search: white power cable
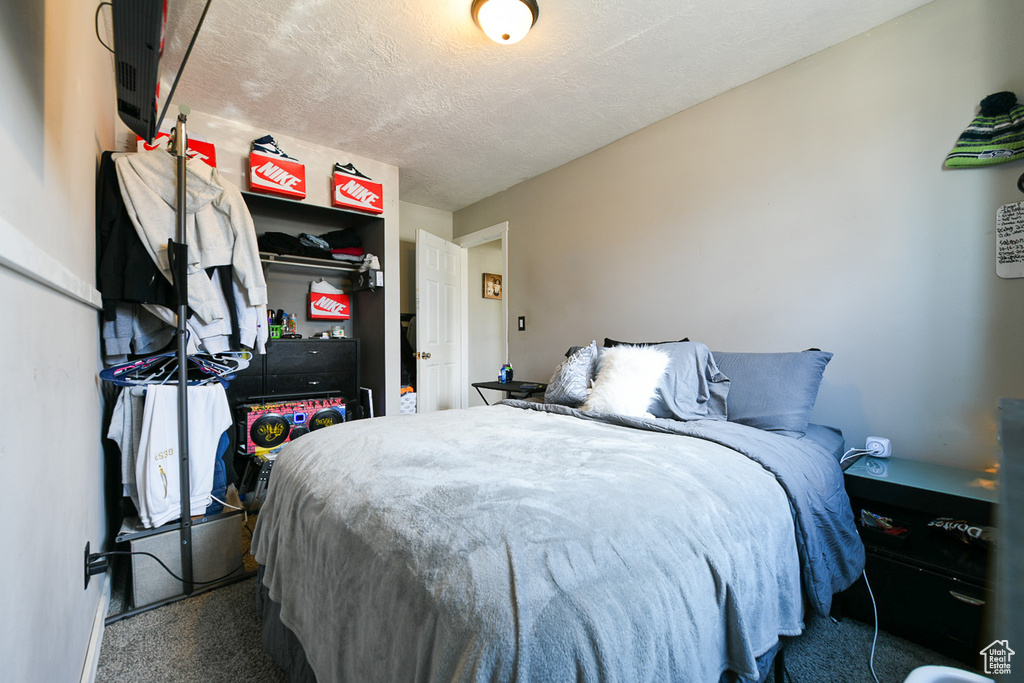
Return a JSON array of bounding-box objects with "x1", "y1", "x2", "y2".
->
[
  {"x1": 863, "y1": 569, "x2": 882, "y2": 683},
  {"x1": 211, "y1": 494, "x2": 244, "y2": 511},
  {"x1": 840, "y1": 448, "x2": 872, "y2": 464}
]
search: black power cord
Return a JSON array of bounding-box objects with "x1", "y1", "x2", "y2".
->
[
  {"x1": 94, "y1": 3, "x2": 114, "y2": 53},
  {"x1": 93, "y1": 549, "x2": 245, "y2": 586}
]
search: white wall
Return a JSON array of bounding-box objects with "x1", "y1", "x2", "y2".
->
[
  {"x1": 0, "y1": 0, "x2": 115, "y2": 680},
  {"x1": 454, "y1": 0, "x2": 1024, "y2": 470},
  {"x1": 467, "y1": 241, "x2": 504, "y2": 405}
]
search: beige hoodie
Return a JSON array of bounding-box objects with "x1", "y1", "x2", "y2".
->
[{"x1": 115, "y1": 149, "x2": 268, "y2": 324}]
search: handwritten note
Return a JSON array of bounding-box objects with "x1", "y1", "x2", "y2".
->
[{"x1": 997, "y1": 202, "x2": 1024, "y2": 279}]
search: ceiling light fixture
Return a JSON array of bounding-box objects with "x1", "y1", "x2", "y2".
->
[{"x1": 471, "y1": 0, "x2": 539, "y2": 45}]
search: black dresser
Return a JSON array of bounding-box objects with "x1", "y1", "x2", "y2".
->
[
  {"x1": 227, "y1": 338, "x2": 362, "y2": 416},
  {"x1": 841, "y1": 456, "x2": 996, "y2": 666}
]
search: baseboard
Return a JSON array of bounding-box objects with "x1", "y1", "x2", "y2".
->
[{"x1": 80, "y1": 574, "x2": 111, "y2": 683}]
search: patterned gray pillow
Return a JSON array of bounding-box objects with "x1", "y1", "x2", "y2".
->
[{"x1": 544, "y1": 341, "x2": 599, "y2": 407}]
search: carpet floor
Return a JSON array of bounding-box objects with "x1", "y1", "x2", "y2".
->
[{"x1": 96, "y1": 577, "x2": 974, "y2": 682}]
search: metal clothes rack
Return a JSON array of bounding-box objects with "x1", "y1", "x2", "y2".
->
[
  {"x1": 100, "y1": 109, "x2": 256, "y2": 625},
  {"x1": 170, "y1": 108, "x2": 195, "y2": 596},
  {"x1": 103, "y1": 109, "x2": 213, "y2": 624}
]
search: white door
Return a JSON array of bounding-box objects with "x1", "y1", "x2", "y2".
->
[{"x1": 416, "y1": 230, "x2": 462, "y2": 412}]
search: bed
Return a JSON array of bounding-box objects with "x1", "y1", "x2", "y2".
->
[{"x1": 251, "y1": 342, "x2": 865, "y2": 682}]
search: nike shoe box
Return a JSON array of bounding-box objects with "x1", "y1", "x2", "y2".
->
[
  {"x1": 137, "y1": 126, "x2": 218, "y2": 167},
  {"x1": 309, "y1": 292, "x2": 351, "y2": 320},
  {"x1": 332, "y1": 165, "x2": 383, "y2": 214},
  {"x1": 249, "y1": 150, "x2": 307, "y2": 199}
]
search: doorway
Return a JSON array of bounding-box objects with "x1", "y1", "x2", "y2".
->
[{"x1": 455, "y1": 222, "x2": 508, "y2": 408}]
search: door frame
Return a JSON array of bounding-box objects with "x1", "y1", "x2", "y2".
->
[{"x1": 453, "y1": 221, "x2": 508, "y2": 408}]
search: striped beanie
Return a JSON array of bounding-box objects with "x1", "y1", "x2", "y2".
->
[{"x1": 945, "y1": 91, "x2": 1024, "y2": 168}]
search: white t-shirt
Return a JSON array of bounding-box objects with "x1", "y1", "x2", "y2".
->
[{"x1": 135, "y1": 383, "x2": 233, "y2": 528}]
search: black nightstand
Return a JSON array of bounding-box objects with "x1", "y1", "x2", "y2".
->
[
  {"x1": 472, "y1": 381, "x2": 547, "y2": 405},
  {"x1": 841, "y1": 457, "x2": 998, "y2": 666}
]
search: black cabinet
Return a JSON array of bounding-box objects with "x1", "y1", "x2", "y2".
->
[
  {"x1": 227, "y1": 338, "x2": 361, "y2": 416},
  {"x1": 241, "y1": 191, "x2": 386, "y2": 417},
  {"x1": 841, "y1": 457, "x2": 996, "y2": 666}
]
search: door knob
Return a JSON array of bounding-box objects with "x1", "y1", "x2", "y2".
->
[{"x1": 416, "y1": 352, "x2": 431, "y2": 359}]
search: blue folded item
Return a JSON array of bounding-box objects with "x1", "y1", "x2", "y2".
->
[{"x1": 206, "y1": 431, "x2": 231, "y2": 515}]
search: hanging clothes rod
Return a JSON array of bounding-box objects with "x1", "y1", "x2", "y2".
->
[{"x1": 259, "y1": 251, "x2": 364, "y2": 273}]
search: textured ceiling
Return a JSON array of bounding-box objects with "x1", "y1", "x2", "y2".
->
[{"x1": 163, "y1": 0, "x2": 932, "y2": 212}]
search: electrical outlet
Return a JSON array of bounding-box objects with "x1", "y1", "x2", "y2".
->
[
  {"x1": 84, "y1": 542, "x2": 92, "y2": 590},
  {"x1": 518, "y1": 316, "x2": 525, "y2": 331},
  {"x1": 865, "y1": 436, "x2": 891, "y2": 458},
  {"x1": 84, "y1": 542, "x2": 108, "y2": 590}
]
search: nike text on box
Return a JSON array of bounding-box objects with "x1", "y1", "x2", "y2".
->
[
  {"x1": 309, "y1": 292, "x2": 351, "y2": 320},
  {"x1": 137, "y1": 132, "x2": 218, "y2": 167},
  {"x1": 332, "y1": 171, "x2": 383, "y2": 214},
  {"x1": 249, "y1": 151, "x2": 307, "y2": 199}
]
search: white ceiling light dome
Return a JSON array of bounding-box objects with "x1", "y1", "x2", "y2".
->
[{"x1": 472, "y1": 0, "x2": 539, "y2": 45}]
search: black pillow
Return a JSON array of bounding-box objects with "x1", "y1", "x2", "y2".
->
[{"x1": 603, "y1": 337, "x2": 689, "y2": 348}]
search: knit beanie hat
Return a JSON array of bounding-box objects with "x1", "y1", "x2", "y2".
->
[{"x1": 945, "y1": 91, "x2": 1024, "y2": 168}]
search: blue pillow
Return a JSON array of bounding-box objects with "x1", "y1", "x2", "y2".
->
[
  {"x1": 647, "y1": 342, "x2": 730, "y2": 421},
  {"x1": 712, "y1": 350, "x2": 833, "y2": 437}
]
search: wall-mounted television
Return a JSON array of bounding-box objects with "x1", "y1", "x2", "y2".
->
[{"x1": 111, "y1": 0, "x2": 169, "y2": 143}]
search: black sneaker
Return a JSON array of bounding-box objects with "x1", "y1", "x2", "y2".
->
[{"x1": 334, "y1": 162, "x2": 371, "y2": 180}]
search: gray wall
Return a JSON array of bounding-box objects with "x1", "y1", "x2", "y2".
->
[
  {"x1": 0, "y1": 0, "x2": 114, "y2": 679},
  {"x1": 399, "y1": 201, "x2": 454, "y2": 315},
  {"x1": 454, "y1": 0, "x2": 1024, "y2": 470},
  {"x1": 467, "y1": 241, "x2": 504, "y2": 405}
]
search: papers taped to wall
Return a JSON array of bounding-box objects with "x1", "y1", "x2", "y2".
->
[{"x1": 997, "y1": 201, "x2": 1024, "y2": 278}]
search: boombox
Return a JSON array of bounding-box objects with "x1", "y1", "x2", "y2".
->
[{"x1": 239, "y1": 397, "x2": 346, "y2": 457}]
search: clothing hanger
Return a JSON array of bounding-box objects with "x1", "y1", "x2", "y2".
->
[{"x1": 100, "y1": 334, "x2": 252, "y2": 387}]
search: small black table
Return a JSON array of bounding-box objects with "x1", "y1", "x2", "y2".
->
[{"x1": 472, "y1": 380, "x2": 547, "y2": 405}]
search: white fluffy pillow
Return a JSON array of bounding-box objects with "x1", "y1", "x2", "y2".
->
[{"x1": 583, "y1": 345, "x2": 670, "y2": 417}]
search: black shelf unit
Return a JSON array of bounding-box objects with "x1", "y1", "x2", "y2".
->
[{"x1": 241, "y1": 191, "x2": 386, "y2": 417}]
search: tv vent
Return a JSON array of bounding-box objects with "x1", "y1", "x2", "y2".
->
[{"x1": 116, "y1": 61, "x2": 137, "y2": 92}]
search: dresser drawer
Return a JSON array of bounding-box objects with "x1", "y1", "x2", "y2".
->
[
  {"x1": 266, "y1": 372, "x2": 357, "y2": 399},
  {"x1": 225, "y1": 374, "x2": 265, "y2": 404},
  {"x1": 843, "y1": 552, "x2": 988, "y2": 665},
  {"x1": 266, "y1": 340, "x2": 357, "y2": 375}
]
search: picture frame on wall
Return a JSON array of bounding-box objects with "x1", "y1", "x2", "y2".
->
[{"x1": 483, "y1": 273, "x2": 502, "y2": 299}]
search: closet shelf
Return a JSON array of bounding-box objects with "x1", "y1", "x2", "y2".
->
[
  {"x1": 241, "y1": 191, "x2": 384, "y2": 229},
  {"x1": 259, "y1": 251, "x2": 363, "y2": 273}
]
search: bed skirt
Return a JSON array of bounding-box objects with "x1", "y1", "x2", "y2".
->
[
  {"x1": 257, "y1": 567, "x2": 317, "y2": 683},
  {"x1": 256, "y1": 568, "x2": 784, "y2": 683}
]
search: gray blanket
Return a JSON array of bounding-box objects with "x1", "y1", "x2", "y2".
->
[
  {"x1": 253, "y1": 404, "x2": 861, "y2": 682},
  {"x1": 504, "y1": 400, "x2": 866, "y2": 615}
]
